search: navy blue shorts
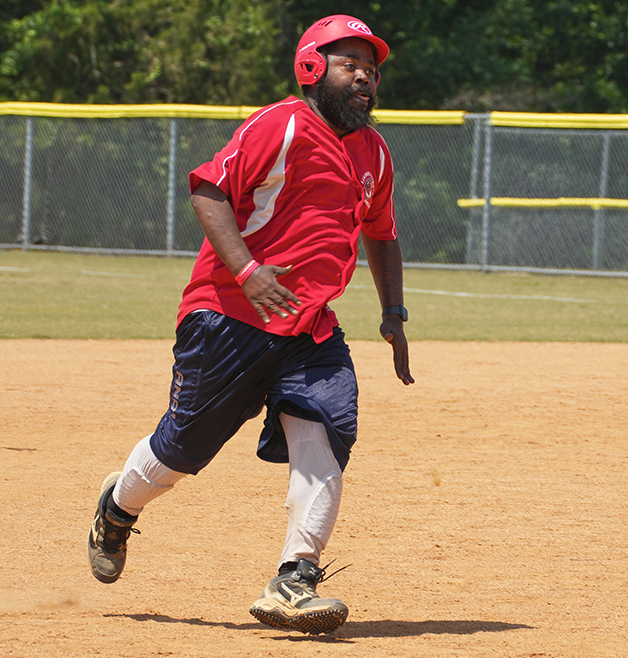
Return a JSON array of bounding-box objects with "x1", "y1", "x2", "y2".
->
[{"x1": 149, "y1": 310, "x2": 358, "y2": 475}]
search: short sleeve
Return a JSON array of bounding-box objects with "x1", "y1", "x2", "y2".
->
[
  {"x1": 189, "y1": 103, "x2": 297, "y2": 203},
  {"x1": 360, "y1": 132, "x2": 397, "y2": 241}
]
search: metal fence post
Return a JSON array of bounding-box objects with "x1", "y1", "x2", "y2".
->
[
  {"x1": 21, "y1": 116, "x2": 34, "y2": 249},
  {"x1": 166, "y1": 117, "x2": 178, "y2": 255},
  {"x1": 592, "y1": 132, "x2": 610, "y2": 270},
  {"x1": 465, "y1": 115, "x2": 484, "y2": 264},
  {"x1": 480, "y1": 115, "x2": 493, "y2": 271}
]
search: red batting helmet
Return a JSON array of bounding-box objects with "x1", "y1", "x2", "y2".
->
[{"x1": 294, "y1": 14, "x2": 390, "y2": 87}]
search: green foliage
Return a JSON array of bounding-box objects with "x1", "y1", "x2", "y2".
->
[
  {"x1": 111, "y1": 0, "x2": 290, "y2": 105},
  {"x1": 0, "y1": 0, "x2": 289, "y2": 105},
  {"x1": 283, "y1": 0, "x2": 628, "y2": 112},
  {"x1": 2, "y1": 1, "x2": 628, "y2": 110}
]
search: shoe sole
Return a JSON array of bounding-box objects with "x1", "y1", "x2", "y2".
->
[
  {"x1": 87, "y1": 471, "x2": 123, "y2": 584},
  {"x1": 249, "y1": 605, "x2": 348, "y2": 635}
]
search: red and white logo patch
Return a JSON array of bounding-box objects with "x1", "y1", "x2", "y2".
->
[{"x1": 361, "y1": 171, "x2": 375, "y2": 207}]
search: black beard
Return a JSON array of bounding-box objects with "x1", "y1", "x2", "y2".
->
[{"x1": 316, "y1": 77, "x2": 376, "y2": 132}]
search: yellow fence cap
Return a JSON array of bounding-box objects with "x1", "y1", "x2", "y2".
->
[
  {"x1": 458, "y1": 197, "x2": 628, "y2": 209},
  {"x1": 374, "y1": 109, "x2": 466, "y2": 125},
  {"x1": 491, "y1": 112, "x2": 628, "y2": 130},
  {"x1": 0, "y1": 102, "x2": 466, "y2": 125},
  {"x1": 0, "y1": 102, "x2": 261, "y2": 119}
]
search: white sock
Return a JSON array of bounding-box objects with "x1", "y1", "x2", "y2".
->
[
  {"x1": 112, "y1": 435, "x2": 187, "y2": 516},
  {"x1": 279, "y1": 413, "x2": 343, "y2": 568}
]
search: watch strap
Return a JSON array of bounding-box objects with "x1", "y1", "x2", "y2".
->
[{"x1": 381, "y1": 305, "x2": 408, "y2": 322}]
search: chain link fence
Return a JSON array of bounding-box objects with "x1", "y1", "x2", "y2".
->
[{"x1": 2, "y1": 104, "x2": 628, "y2": 276}]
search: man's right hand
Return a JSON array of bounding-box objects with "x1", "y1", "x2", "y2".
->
[{"x1": 242, "y1": 264, "x2": 302, "y2": 324}]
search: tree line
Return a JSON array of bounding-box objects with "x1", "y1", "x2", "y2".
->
[{"x1": 2, "y1": 0, "x2": 628, "y2": 112}]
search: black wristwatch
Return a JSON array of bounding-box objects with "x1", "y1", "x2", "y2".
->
[{"x1": 381, "y1": 305, "x2": 408, "y2": 322}]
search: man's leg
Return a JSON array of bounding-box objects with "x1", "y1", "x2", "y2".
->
[
  {"x1": 87, "y1": 311, "x2": 285, "y2": 585},
  {"x1": 279, "y1": 412, "x2": 343, "y2": 567},
  {"x1": 87, "y1": 435, "x2": 186, "y2": 584},
  {"x1": 249, "y1": 413, "x2": 348, "y2": 635}
]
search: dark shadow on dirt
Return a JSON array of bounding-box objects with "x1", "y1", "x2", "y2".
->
[
  {"x1": 104, "y1": 613, "x2": 260, "y2": 630},
  {"x1": 337, "y1": 619, "x2": 535, "y2": 638},
  {"x1": 105, "y1": 613, "x2": 534, "y2": 640}
]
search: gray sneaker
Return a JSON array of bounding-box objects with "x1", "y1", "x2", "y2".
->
[
  {"x1": 87, "y1": 472, "x2": 138, "y2": 584},
  {"x1": 249, "y1": 559, "x2": 349, "y2": 635}
]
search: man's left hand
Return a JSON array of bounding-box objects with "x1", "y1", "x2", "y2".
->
[{"x1": 380, "y1": 315, "x2": 414, "y2": 385}]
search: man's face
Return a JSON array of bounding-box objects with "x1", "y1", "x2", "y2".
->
[{"x1": 316, "y1": 37, "x2": 378, "y2": 133}]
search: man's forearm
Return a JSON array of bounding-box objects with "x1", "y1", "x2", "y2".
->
[{"x1": 362, "y1": 234, "x2": 405, "y2": 308}]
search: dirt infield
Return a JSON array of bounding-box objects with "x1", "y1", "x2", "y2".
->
[{"x1": 1, "y1": 339, "x2": 627, "y2": 657}]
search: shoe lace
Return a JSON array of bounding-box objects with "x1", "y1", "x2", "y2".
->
[
  {"x1": 316, "y1": 559, "x2": 352, "y2": 584},
  {"x1": 102, "y1": 520, "x2": 140, "y2": 554}
]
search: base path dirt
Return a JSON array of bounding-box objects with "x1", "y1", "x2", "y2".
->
[{"x1": 1, "y1": 339, "x2": 627, "y2": 657}]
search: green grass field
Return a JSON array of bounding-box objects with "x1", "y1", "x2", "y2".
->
[{"x1": 1, "y1": 249, "x2": 627, "y2": 341}]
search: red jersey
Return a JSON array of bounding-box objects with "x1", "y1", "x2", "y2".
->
[{"x1": 181, "y1": 95, "x2": 397, "y2": 342}]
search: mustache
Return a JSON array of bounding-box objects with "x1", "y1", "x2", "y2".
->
[{"x1": 348, "y1": 84, "x2": 375, "y2": 100}]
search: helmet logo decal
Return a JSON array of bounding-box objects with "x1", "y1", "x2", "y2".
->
[{"x1": 347, "y1": 21, "x2": 372, "y2": 35}]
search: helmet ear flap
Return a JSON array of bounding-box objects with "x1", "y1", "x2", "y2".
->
[
  {"x1": 375, "y1": 70, "x2": 381, "y2": 86},
  {"x1": 295, "y1": 50, "x2": 327, "y2": 86}
]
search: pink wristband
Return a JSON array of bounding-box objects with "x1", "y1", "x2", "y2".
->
[{"x1": 235, "y1": 259, "x2": 261, "y2": 286}]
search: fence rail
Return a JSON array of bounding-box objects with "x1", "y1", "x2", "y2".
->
[{"x1": 2, "y1": 103, "x2": 628, "y2": 277}]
